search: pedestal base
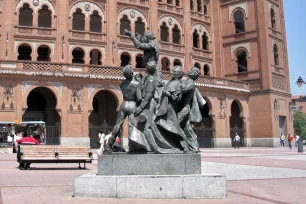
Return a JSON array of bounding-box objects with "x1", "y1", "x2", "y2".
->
[
  {"x1": 98, "y1": 153, "x2": 201, "y2": 175},
  {"x1": 74, "y1": 171, "x2": 227, "y2": 199}
]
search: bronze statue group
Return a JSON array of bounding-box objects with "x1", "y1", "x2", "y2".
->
[{"x1": 107, "y1": 30, "x2": 206, "y2": 154}]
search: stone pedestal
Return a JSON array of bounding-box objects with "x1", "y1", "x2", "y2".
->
[
  {"x1": 98, "y1": 153, "x2": 201, "y2": 175},
  {"x1": 74, "y1": 153, "x2": 227, "y2": 199}
]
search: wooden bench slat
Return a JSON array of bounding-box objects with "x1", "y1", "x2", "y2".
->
[{"x1": 19, "y1": 145, "x2": 93, "y2": 169}]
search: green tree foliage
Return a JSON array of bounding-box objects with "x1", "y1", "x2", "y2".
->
[{"x1": 294, "y1": 111, "x2": 306, "y2": 140}]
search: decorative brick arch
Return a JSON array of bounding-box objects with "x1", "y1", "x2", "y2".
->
[
  {"x1": 88, "y1": 86, "x2": 123, "y2": 112},
  {"x1": 158, "y1": 15, "x2": 183, "y2": 31},
  {"x1": 228, "y1": 99, "x2": 244, "y2": 118},
  {"x1": 118, "y1": 8, "x2": 148, "y2": 25},
  {"x1": 118, "y1": 51, "x2": 132, "y2": 59},
  {"x1": 70, "y1": 1, "x2": 105, "y2": 18},
  {"x1": 69, "y1": 45, "x2": 85, "y2": 56},
  {"x1": 192, "y1": 24, "x2": 210, "y2": 40},
  {"x1": 231, "y1": 42, "x2": 251, "y2": 60},
  {"x1": 36, "y1": 43, "x2": 54, "y2": 55},
  {"x1": 229, "y1": 2, "x2": 248, "y2": 21},
  {"x1": 15, "y1": 41, "x2": 55, "y2": 56},
  {"x1": 202, "y1": 96, "x2": 214, "y2": 116},
  {"x1": 15, "y1": 42, "x2": 35, "y2": 55},
  {"x1": 22, "y1": 82, "x2": 63, "y2": 110},
  {"x1": 272, "y1": 40, "x2": 280, "y2": 49},
  {"x1": 269, "y1": 3, "x2": 277, "y2": 15},
  {"x1": 16, "y1": 0, "x2": 56, "y2": 15}
]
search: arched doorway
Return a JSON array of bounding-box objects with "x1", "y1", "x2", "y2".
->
[
  {"x1": 88, "y1": 90, "x2": 118, "y2": 149},
  {"x1": 194, "y1": 97, "x2": 215, "y2": 148},
  {"x1": 230, "y1": 100, "x2": 244, "y2": 147},
  {"x1": 22, "y1": 87, "x2": 61, "y2": 145}
]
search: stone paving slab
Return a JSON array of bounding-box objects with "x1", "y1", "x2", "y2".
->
[
  {"x1": 202, "y1": 161, "x2": 306, "y2": 180},
  {"x1": 201, "y1": 156, "x2": 306, "y2": 170},
  {"x1": 252, "y1": 155, "x2": 306, "y2": 161}
]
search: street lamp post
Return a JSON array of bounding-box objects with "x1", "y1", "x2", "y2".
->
[{"x1": 297, "y1": 76, "x2": 306, "y2": 88}]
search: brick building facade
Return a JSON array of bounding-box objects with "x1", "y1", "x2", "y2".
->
[
  {"x1": 0, "y1": 0, "x2": 293, "y2": 148},
  {"x1": 292, "y1": 96, "x2": 306, "y2": 114}
]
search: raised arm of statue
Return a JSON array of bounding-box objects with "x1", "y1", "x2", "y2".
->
[
  {"x1": 124, "y1": 29, "x2": 152, "y2": 51},
  {"x1": 195, "y1": 88, "x2": 206, "y2": 108},
  {"x1": 131, "y1": 35, "x2": 152, "y2": 50}
]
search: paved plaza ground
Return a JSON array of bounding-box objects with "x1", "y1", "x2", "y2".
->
[{"x1": 1, "y1": 147, "x2": 306, "y2": 204}]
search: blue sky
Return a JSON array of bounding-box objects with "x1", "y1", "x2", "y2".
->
[{"x1": 284, "y1": 1, "x2": 306, "y2": 95}]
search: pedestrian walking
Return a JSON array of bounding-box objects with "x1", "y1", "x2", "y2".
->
[
  {"x1": 295, "y1": 135, "x2": 300, "y2": 148},
  {"x1": 280, "y1": 133, "x2": 285, "y2": 147},
  {"x1": 233, "y1": 133, "x2": 240, "y2": 149},
  {"x1": 288, "y1": 134, "x2": 294, "y2": 149}
]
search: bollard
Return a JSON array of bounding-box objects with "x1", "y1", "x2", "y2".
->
[{"x1": 298, "y1": 140, "x2": 304, "y2": 153}]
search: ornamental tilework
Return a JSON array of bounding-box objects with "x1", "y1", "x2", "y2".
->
[
  {"x1": 159, "y1": 16, "x2": 182, "y2": 31},
  {"x1": 118, "y1": 8, "x2": 148, "y2": 25},
  {"x1": 16, "y1": 0, "x2": 56, "y2": 14},
  {"x1": 22, "y1": 81, "x2": 37, "y2": 95},
  {"x1": 272, "y1": 74, "x2": 286, "y2": 91},
  {"x1": 70, "y1": 1, "x2": 105, "y2": 18},
  {"x1": 48, "y1": 82, "x2": 62, "y2": 97},
  {"x1": 229, "y1": 1, "x2": 248, "y2": 21}
]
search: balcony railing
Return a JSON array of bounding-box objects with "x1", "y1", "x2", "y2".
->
[
  {"x1": 158, "y1": 2, "x2": 183, "y2": 15},
  {"x1": 15, "y1": 26, "x2": 56, "y2": 38},
  {"x1": 196, "y1": 75, "x2": 249, "y2": 91},
  {"x1": 69, "y1": 30, "x2": 106, "y2": 43},
  {"x1": 190, "y1": 11, "x2": 211, "y2": 23},
  {"x1": 118, "y1": 35, "x2": 133, "y2": 45},
  {"x1": 118, "y1": 0, "x2": 149, "y2": 6},
  {"x1": 192, "y1": 48, "x2": 212, "y2": 58},
  {"x1": 0, "y1": 61, "x2": 250, "y2": 92},
  {"x1": 160, "y1": 41, "x2": 184, "y2": 53}
]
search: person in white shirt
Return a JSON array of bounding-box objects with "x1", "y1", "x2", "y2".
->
[
  {"x1": 295, "y1": 135, "x2": 300, "y2": 148},
  {"x1": 280, "y1": 134, "x2": 285, "y2": 147},
  {"x1": 233, "y1": 133, "x2": 241, "y2": 149}
]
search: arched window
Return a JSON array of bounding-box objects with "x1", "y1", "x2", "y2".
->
[
  {"x1": 236, "y1": 49, "x2": 248, "y2": 72},
  {"x1": 90, "y1": 11, "x2": 102, "y2": 33},
  {"x1": 194, "y1": 63, "x2": 200, "y2": 69},
  {"x1": 202, "y1": 32, "x2": 209, "y2": 50},
  {"x1": 161, "y1": 57, "x2": 170, "y2": 71},
  {"x1": 174, "y1": 59, "x2": 182, "y2": 67},
  {"x1": 176, "y1": 0, "x2": 180, "y2": 7},
  {"x1": 204, "y1": 64, "x2": 210, "y2": 76},
  {"x1": 234, "y1": 10, "x2": 245, "y2": 33},
  {"x1": 193, "y1": 30, "x2": 199, "y2": 48},
  {"x1": 73, "y1": 8, "x2": 85, "y2": 31},
  {"x1": 136, "y1": 54, "x2": 145, "y2": 68},
  {"x1": 160, "y1": 22, "x2": 169, "y2": 42},
  {"x1": 135, "y1": 17, "x2": 145, "y2": 35},
  {"x1": 190, "y1": 0, "x2": 194, "y2": 11},
  {"x1": 172, "y1": 25, "x2": 181, "y2": 44},
  {"x1": 18, "y1": 44, "x2": 32, "y2": 61},
  {"x1": 273, "y1": 44, "x2": 279, "y2": 66},
  {"x1": 120, "y1": 15, "x2": 131, "y2": 35},
  {"x1": 121, "y1": 52, "x2": 131, "y2": 67},
  {"x1": 271, "y1": 8, "x2": 276, "y2": 29},
  {"x1": 37, "y1": 45, "x2": 51, "y2": 62},
  {"x1": 38, "y1": 5, "x2": 52, "y2": 28},
  {"x1": 72, "y1": 48, "x2": 85, "y2": 64},
  {"x1": 197, "y1": 0, "x2": 202, "y2": 13},
  {"x1": 167, "y1": 0, "x2": 173, "y2": 5},
  {"x1": 19, "y1": 4, "x2": 33, "y2": 26},
  {"x1": 90, "y1": 49, "x2": 102, "y2": 65}
]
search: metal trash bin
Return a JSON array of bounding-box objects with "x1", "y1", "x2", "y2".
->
[{"x1": 298, "y1": 141, "x2": 304, "y2": 153}]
